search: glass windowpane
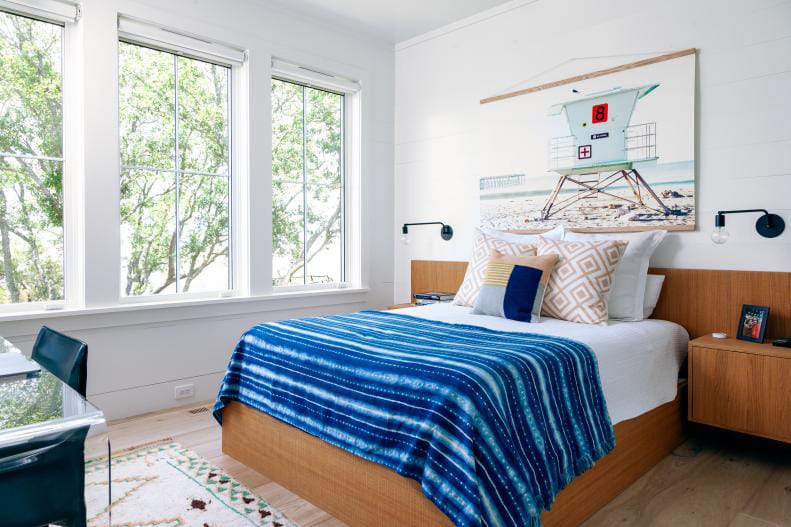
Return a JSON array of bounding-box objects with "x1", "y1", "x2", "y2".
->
[
  {"x1": 0, "y1": 13, "x2": 64, "y2": 304},
  {"x1": 305, "y1": 184, "x2": 342, "y2": 284},
  {"x1": 272, "y1": 181, "x2": 304, "y2": 286},
  {"x1": 272, "y1": 77, "x2": 345, "y2": 288},
  {"x1": 177, "y1": 57, "x2": 229, "y2": 174},
  {"x1": 119, "y1": 42, "x2": 231, "y2": 296},
  {"x1": 178, "y1": 174, "x2": 229, "y2": 292},
  {"x1": 119, "y1": 43, "x2": 175, "y2": 170},
  {"x1": 271, "y1": 79, "x2": 304, "y2": 183},
  {"x1": 120, "y1": 169, "x2": 176, "y2": 296},
  {"x1": 305, "y1": 87, "x2": 342, "y2": 186}
]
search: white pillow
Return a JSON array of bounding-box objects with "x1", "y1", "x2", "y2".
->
[
  {"x1": 563, "y1": 230, "x2": 666, "y2": 321},
  {"x1": 643, "y1": 274, "x2": 665, "y2": 319},
  {"x1": 478, "y1": 225, "x2": 564, "y2": 245}
]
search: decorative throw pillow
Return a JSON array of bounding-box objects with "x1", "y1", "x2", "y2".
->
[
  {"x1": 564, "y1": 230, "x2": 666, "y2": 321},
  {"x1": 453, "y1": 229, "x2": 536, "y2": 307},
  {"x1": 472, "y1": 250, "x2": 559, "y2": 322},
  {"x1": 538, "y1": 237, "x2": 628, "y2": 325}
]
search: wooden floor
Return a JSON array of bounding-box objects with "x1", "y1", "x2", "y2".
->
[{"x1": 96, "y1": 402, "x2": 791, "y2": 527}]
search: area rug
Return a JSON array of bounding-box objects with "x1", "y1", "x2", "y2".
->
[{"x1": 84, "y1": 441, "x2": 298, "y2": 527}]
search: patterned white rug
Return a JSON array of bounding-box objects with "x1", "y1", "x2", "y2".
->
[{"x1": 85, "y1": 442, "x2": 298, "y2": 527}]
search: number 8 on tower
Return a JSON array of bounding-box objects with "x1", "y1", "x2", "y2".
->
[{"x1": 591, "y1": 103, "x2": 608, "y2": 123}]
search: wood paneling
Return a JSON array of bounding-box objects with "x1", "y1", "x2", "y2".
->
[
  {"x1": 408, "y1": 262, "x2": 791, "y2": 340},
  {"x1": 222, "y1": 389, "x2": 685, "y2": 527},
  {"x1": 649, "y1": 268, "x2": 791, "y2": 339},
  {"x1": 689, "y1": 338, "x2": 791, "y2": 444},
  {"x1": 409, "y1": 260, "x2": 467, "y2": 301}
]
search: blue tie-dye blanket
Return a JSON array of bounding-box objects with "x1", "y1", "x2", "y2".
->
[{"x1": 214, "y1": 310, "x2": 614, "y2": 526}]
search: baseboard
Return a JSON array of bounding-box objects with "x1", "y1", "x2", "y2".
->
[{"x1": 88, "y1": 371, "x2": 225, "y2": 420}]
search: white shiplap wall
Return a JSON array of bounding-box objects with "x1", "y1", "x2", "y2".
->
[{"x1": 393, "y1": 0, "x2": 791, "y2": 303}]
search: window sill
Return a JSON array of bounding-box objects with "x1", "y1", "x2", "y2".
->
[{"x1": 0, "y1": 286, "x2": 370, "y2": 329}]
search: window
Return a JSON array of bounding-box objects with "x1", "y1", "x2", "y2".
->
[
  {"x1": 271, "y1": 78, "x2": 345, "y2": 287},
  {"x1": 0, "y1": 11, "x2": 64, "y2": 305},
  {"x1": 119, "y1": 41, "x2": 231, "y2": 296}
]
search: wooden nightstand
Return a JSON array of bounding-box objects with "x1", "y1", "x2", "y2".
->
[
  {"x1": 688, "y1": 335, "x2": 791, "y2": 443},
  {"x1": 386, "y1": 303, "x2": 415, "y2": 310}
]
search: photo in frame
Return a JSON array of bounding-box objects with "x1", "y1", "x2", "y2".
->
[
  {"x1": 737, "y1": 304, "x2": 769, "y2": 344},
  {"x1": 478, "y1": 52, "x2": 696, "y2": 233}
]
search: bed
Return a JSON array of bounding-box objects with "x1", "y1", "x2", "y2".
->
[
  {"x1": 393, "y1": 303, "x2": 688, "y2": 426},
  {"x1": 216, "y1": 263, "x2": 790, "y2": 526}
]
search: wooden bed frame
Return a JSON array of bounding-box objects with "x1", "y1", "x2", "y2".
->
[{"x1": 222, "y1": 264, "x2": 791, "y2": 526}]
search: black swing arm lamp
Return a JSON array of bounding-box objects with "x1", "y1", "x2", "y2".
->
[
  {"x1": 711, "y1": 209, "x2": 785, "y2": 244},
  {"x1": 401, "y1": 222, "x2": 454, "y2": 245}
]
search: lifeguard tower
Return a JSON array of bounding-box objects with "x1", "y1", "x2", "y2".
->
[{"x1": 541, "y1": 84, "x2": 670, "y2": 220}]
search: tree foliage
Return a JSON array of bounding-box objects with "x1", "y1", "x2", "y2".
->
[
  {"x1": 119, "y1": 43, "x2": 230, "y2": 295},
  {"x1": 0, "y1": 12, "x2": 64, "y2": 304},
  {"x1": 272, "y1": 79, "x2": 344, "y2": 286},
  {"x1": 0, "y1": 12, "x2": 345, "y2": 303}
]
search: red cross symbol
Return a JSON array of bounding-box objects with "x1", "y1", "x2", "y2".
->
[{"x1": 578, "y1": 145, "x2": 592, "y2": 159}]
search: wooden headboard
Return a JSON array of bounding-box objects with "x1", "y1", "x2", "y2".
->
[{"x1": 410, "y1": 260, "x2": 791, "y2": 340}]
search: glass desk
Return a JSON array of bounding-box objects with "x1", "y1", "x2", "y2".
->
[{"x1": 0, "y1": 336, "x2": 109, "y2": 525}]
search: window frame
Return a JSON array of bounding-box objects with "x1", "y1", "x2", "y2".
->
[
  {"x1": 0, "y1": 7, "x2": 72, "y2": 314},
  {"x1": 116, "y1": 37, "x2": 238, "y2": 303},
  {"x1": 270, "y1": 72, "x2": 359, "y2": 293}
]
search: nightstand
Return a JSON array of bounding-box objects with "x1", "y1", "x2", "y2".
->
[
  {"x1": 386, "y1": 303, "x2": 415, "y2": 310},
  {"x1": 688, "y1": 335, "x2": 791, "y2": 443}
]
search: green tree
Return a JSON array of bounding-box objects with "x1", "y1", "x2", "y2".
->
[
  {"x1": 272, "y1": 79, "x2": 343, "y2": 286},
  {"x1": 119, "y1": 43, "x2": 230, "y2": 295},
  {"x1": 0, "y1": 15, "x2": 345, "y2": 302},
  {"x1": 0, "y1": 12, "x2": 64, "y2": 304}
]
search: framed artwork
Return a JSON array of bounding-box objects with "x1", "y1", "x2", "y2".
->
[
  {"x1": 479, "y1": 52, "x2": 696, "y2": 232},
  {"x1": 737, "y1": 304, "x2": 769, "y2": 344}
]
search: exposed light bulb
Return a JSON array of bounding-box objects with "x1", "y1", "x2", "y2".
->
[
  {"x1": 710, "y1": 226, "x2": 730, "y2": 244},
  {"x1": 400, "y1": 233, "x2": 410, "y2": 245}
]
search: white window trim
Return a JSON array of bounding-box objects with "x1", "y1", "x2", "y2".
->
[
  {"x1": 0, "y1": 285, "x2": 370, "y2": 326},
  {"x1": 116, "y1": 31, "x2": 244, "y2": 303},
  {"x1": 270, "y1": 60, "x2": 362, "y2": 292},
  {"x1": 0, "y1": 5, "x2": 77, "y2": 315},
  {"x1": 117, "y1": 14, "x2": 246, "y2": 67},
  {"x1": 0, "y1": 0, "x2": 79, "y2": 24},
  {"x1": 271, "y1": 58, "x2": 360, "y2": 93}
]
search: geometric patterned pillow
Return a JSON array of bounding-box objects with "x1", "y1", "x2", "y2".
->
[
  {"x1": 453, "y1": 228, "x2": 537, "y2": 307},
  {"x1": 472, "y1": 251, "x2": 559, "y2": 322},
  {"x1": 538, "y1": 237, "x2": 628, "y2": 325}
]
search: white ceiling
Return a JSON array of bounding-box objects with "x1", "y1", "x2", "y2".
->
[{"x1": 265, "y1": 0, "x2": 515, "y2": 44}]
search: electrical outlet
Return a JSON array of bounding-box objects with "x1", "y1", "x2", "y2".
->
[{"x1": 174, "y1": 383, "x2": 194, "y2": 400}]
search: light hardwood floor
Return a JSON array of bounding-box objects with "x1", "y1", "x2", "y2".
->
[{"x1": 96, "y1": 402, "x2": 791, "y2": 527}]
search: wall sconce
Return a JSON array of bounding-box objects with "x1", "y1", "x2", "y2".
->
[
  {"x1": 711, "y1": 209, "x2": 785, "y2": 244},
  {"x1": 401, "y1": 222, "x2": 454, "y2": 245}
]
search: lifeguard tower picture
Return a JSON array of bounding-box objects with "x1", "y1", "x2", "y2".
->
[
  {"x1": 478, "y1": 51, "x2": 696, "y2": 232},
  {"x1": 541, "y1": 85, "x2": 671, "y2": 221}
]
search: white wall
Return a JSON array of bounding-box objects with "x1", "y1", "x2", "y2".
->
[
  {"x1": 394, "y1": 0, "x2": 791, "y2": 303},
  {"x1": 0, "y1": 0, "x2": 395, "y2": 418}
]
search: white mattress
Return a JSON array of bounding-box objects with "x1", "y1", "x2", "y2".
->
[{"x1": 394, "y1": 303, "x2": 689, "y2": 425}]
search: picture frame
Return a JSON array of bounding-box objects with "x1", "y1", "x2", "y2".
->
[{"x1": 737, "y1": 304, "x2": 770, "y2": 344}]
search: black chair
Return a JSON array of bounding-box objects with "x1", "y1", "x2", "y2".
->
[
  {"x1": 32, "y1": 326, "x2": 88, "y2": 397},
  {"x1": 0, "y1": 327, "x2": 92, "y2": 526},
  {"x1": 0, "y1": 426, "x2": 89, "y2": 527}
]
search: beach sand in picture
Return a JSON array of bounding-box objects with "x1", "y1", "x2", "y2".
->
[{"x1": 480, "y1": 180, "x2": 695, "y2": 231}]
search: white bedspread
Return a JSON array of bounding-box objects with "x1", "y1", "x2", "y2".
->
[{"x1": 394, "y1": 303, "x2": 689, "y2": 425}]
